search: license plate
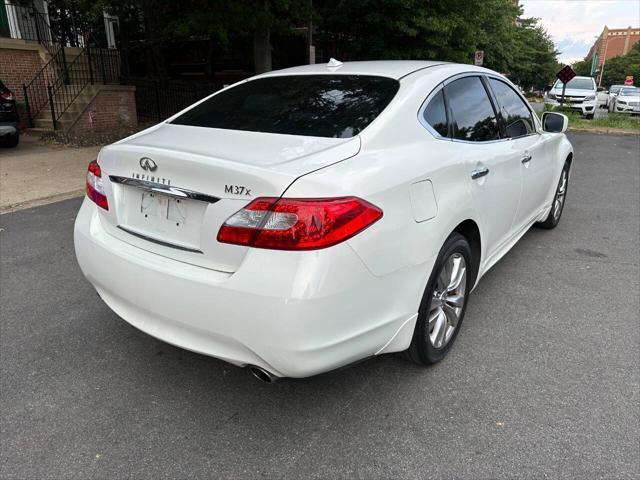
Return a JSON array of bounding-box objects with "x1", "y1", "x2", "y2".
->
[
  {"x1": 118, "y1": 185, "x2": 207, "y2": 251},
  {"x1": 141, "y1": 191, "x2": 187, "y2": 226},
  {"x1": 633, "y1": 107, "x2": 640, "y2": 112}
]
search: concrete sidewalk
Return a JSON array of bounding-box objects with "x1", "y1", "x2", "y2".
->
[{"x1": 0, "y1": 135, "x2": 101, "y2": 213}]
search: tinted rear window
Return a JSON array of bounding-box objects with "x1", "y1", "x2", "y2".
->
[
  {"x1": 445, "y1": 76, "x2": 500, "y2": 142},
  {"x1": 423, "y1": 90, "x2": 448, "y2": 137},
  {"x1": 171, "y1": 75, "x2": 399, "y2": 138}
]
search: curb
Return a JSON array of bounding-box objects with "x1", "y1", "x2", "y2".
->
[
  {"x1": 0, "y1": 189, "x2": 85, "y2": 215},
  {"x1": 568, "y1": 127, "x2": 640, "y2": 136}
]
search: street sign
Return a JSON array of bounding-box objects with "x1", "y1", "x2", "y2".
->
[
  {"x1": 625, "y1": 75, "x2": 634, "y2": 85},
  {"x1": 474, "y1": 50, "x2": 484, "y2": 66},
  {"x1": 556, "y1": 65, "x2": 576, "y2": 106},
  {"x1": 556, "y1": 65, "x2": 576, "y2": 84}
]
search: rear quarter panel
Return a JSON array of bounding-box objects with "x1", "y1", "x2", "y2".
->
[{"x1": 283, "y1": 72, "x2": 484, "y2": 281}]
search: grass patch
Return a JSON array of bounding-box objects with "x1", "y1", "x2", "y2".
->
[{"x1": 543, "y1": 105, "x2": 640, "y2": 132}]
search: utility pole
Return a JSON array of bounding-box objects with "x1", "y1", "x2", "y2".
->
[{"x1": 598, "y1": 30, "x2": 609, "y2": 87}]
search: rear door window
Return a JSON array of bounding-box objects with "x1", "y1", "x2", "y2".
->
[
  {"x1": 172, "y1": 75, "x2": 400, "y2": 138},
  {"x1": 444, "y1": 76, "x2": 500, "y2": 142},
  {"x1": 488, "y1": 78, "x2": 535, "y2": 138},
  {"x1": 422, "y1": 89, "x2": 449, "y2": 137}
]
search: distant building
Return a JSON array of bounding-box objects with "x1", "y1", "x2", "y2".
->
[{"x1": 586, "y1": 26, "x2": 640, "y2": 82}]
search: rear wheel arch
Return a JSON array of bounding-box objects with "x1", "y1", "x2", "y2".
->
[{"x1": 453, "y1": 220, "x2": 481, "y2": 286}]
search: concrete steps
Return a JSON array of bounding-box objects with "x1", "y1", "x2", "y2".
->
[{"x1": 33, "y1": 84, "x2": 100, "y2": 130}]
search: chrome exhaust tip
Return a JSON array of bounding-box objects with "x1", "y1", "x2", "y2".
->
[{"x1": 248, "y1": 365, "x2": 277, "y2": 383}]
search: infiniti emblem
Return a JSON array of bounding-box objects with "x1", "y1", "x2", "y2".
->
[{"x1": 139, "y1": 157, "x2": 157, "y2": 171}]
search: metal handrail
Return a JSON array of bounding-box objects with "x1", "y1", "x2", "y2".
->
[
  {"x1": 47, "y1": 42, "x2": 120, "y2": 129},
  {"x1": 22, "y1": 44, "x2": 65, "y2": 126}
]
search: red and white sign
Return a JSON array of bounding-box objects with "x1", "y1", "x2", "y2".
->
[{"x1": 474, "y1": 50, "x2": 484, "y2": 66}]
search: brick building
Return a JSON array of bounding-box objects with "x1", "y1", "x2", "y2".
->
[
  {"x1": 586, "y1": 26, "x2": 640, "y2": 82},
  {"x1": 0, "y1": 1, "x2": 135, "y2": 135}
]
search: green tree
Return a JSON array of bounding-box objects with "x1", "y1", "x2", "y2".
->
[
  {"x1": 169, "y1": 0, "x2": 312, "y2": 73},
  {"x1": 316, "y1": 0, "x2": 520, "y2": 64},
  {"x1": 508, "y1": 18, "x2": 558, "y2": 90},
  {"x1": 316, "y1": 1, "x2": 556, "y2": 90},
  {"x1": 571, "y1": 58, "x2": 592, "y2": 77},
  {"x1": 76, "y1": 0, "x2": 560, "y2": 82}
]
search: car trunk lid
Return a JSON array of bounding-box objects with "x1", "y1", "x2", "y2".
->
[{"x1": 95, "y1": 123, "x2": 360, "y2": 272}]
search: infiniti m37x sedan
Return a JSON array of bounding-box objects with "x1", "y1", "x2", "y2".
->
[{"x1": 75, "y1": 60, "x2": 573, "y2": 382}]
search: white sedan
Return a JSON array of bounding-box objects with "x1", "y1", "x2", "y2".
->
[
  {"x1": 75, "y1": 60, "x2": 573, "y2": 381},
  {"x1": 609, "y1": 86, "x2": 640, "y2": 114}
]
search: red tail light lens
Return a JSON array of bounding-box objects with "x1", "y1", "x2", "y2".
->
[
  {"x1": 218, "y1": 197, "x2": 382, "y2": 250},
  {"x1": 0, "y1": 91, "x2": 14, "y2": 102},
  {"x1": 86, "y1": 160, "x2": 108, "y2": 210}
]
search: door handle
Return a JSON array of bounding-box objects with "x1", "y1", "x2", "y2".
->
[
  {"x1": 471, "y1": 168, "x2": 490, "y2": 180},
  {"x1": 521, "y1": 154, "x2": 532, "y2": 164}
]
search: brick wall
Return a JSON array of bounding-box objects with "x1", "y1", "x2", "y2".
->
[
  {"x1": 604, "y1": 33, "x2": 640, "y2": 59},
  {"x1": 588, "y1": 27, "x2": 640, "y2": 68},
  {"x1": 68, "y1": 86, "x2": 137, "y2": 135},
  {"x1": 0, "y1": 47, "x2": 44, "y2": 103}
]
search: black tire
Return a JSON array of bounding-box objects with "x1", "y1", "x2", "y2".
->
[
  {"x1": 585, "y1": 113, "x2": 594, "y2": 119},
  {"x1": 536, "y1": 161, "x2": 569, "y2": 229},
  {"x1": 404, "y1": 232, "x2": 472, "y2": 365},
  {"x1": 1, "y1": 133, "x2": 19, "y2": 148}
]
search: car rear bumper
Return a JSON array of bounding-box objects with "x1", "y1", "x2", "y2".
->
[{"x1": 74, "y1": 199, "x2": 426, "y2": 378}]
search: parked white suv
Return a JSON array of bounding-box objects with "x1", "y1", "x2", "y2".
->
[{"x1": 544, "y1": 76, "x2": 598, "y2": 118}]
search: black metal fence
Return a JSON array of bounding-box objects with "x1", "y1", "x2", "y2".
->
[
  {"x1": 47, "y1": 46, "x2": 120, "y2": 129},
  {"x1": 23, "y1": 42, "x2": 120, "y2": 129},
  {"x1": 1, "y1": 2, "x2": 53, "y2": 44},
  {"x1": 22, "y1": 46, "x2": 64, "y2": 126},
  {"x1": 122, "y1": 78, "x2": 220, "y2": 123}
]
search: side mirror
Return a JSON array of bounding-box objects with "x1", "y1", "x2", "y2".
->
[
  {"x1": 541, "y1": 112, "x2": 568, "y2": 133},
  {"x1": 597, "y1": 86, "x2": 605, "y2": 92}
]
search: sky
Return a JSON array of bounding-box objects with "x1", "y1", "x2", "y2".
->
[{"x1": 520, "y1": 0, "x2": 640, "y2": 64}]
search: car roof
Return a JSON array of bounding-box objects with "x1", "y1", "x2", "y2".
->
[{"x1": 257, "y1": 60, "x2": 450, "y2": 80}]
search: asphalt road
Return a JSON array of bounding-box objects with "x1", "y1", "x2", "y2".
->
[{"x1": 1, "y1": 132, "x2": 639, "y2": 479}]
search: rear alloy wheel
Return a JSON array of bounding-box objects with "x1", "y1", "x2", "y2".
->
[
  {"x1": 536, "y1": 163, "x2": 569, "y2": 229},
  {"x1": 405, "y1": 233, "x2": 472, "y2": 365}
]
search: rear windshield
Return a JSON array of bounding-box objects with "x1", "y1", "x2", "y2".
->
[
  {"x1": 553, "y1": 77, "x2": 595, "y2": 90},
  {"x1": 171, "y1": 75, "x2": 400, "y2": 138}
]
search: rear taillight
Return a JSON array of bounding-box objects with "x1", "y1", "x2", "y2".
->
[
  {"x1": 86, "y1": 160, "x2": 108, "y2": 210},
  {"x1": 217, "y1": 197, "x2": 382, "y2": 250},
  {"x1": 0, "y1": 91, "x2": 14, "y2": 101}
]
